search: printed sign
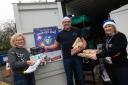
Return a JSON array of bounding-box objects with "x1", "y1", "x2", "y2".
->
[{"x1": 33, "y1": 26, "x2": 62, "y2": 62}]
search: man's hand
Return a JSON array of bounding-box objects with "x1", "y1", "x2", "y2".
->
[{"x1": 44, "y1": 46, "x2": 49, "y2": 52}]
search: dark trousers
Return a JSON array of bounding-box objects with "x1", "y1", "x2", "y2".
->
[
  {"x1": 13, "y1": 72, "x2": 36, "y2": 85},
  {"x1": 63, "y1": 57, "x2": 85, "y2": 85},
  {"x1": 105, "y1": 64, "x2": 128, "y2": 85}
]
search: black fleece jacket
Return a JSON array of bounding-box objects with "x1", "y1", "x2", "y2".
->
[{"x1": 96, "y1": 32, "x2": 128, "y2": 67}]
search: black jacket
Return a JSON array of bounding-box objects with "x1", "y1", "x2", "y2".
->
[{"x1": 97, "y1": 32, "x2": 128, "y2": 67}]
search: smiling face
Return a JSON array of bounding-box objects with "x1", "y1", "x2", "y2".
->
[
  {"x1": 103, "y1": 24, "x2": 116, "y2": 36},
  {"x1": 62, "y1": 19, "x2": 71, "y2": 31},
  {"x1": 15, "y1": 36, "x2": 25, "y2": 48}
]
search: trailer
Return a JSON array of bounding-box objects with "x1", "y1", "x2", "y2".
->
[
  {"x1": 13, "y1": 1, "x2": 128, "y2": 85},
  {"x1": 13, "y1": 2, "x2": 66, "y2": 85}
]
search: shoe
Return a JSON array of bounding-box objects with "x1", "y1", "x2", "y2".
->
[
  {"x1": 101, "y1": 69, "x2": 111, "y2": 82},
  {"x1": 24, "y1": 66, "x2": 36, "y2": 74},
  {"x1": 72, "y1": 37, "x2": 82, "y2": 48},
  {"x1": 24, "y1": 59, "x2": 41, "y2": 74},
  {"x1": 105, "y1": 57, "x2": 112, "y2": 64},
  {"x1": 33, "y1": 59, "x2": 41, "y2": 68}
]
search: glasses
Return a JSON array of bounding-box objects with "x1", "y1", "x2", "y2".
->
[{"x1": 16, "y1": 39, "x2": 24, "y2": 41}]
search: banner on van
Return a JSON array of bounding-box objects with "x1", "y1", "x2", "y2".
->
[{"x1": 33, "y1": 26, "x2": 62, "y2": 62}]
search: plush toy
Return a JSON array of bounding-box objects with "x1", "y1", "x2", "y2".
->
[
  {"x1": 71, "y1": 37, "x2": 83, "y2": 56},
  {"x1": 78, "y1": 49, "x2": 97, "y2": 60},
  {"x1": 24, "y1": 59, "x2": 41, "y2": 74}
]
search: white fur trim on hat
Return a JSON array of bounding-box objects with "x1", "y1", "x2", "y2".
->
[
  {"x1": 62, "y1": 17, "x2": 71, "y2": 22},
  {"x1": 103, "y1": 21, "x2": 116, "y2": 28}
]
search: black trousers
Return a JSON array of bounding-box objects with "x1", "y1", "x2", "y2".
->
[{"x1": 105, "y1": 64, "x2": 128, "y2": 85}]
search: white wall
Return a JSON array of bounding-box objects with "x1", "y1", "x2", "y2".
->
[
  {"x1": 13, "y1": 3, "x2": 67, "y2": 85},
  {"x1": 110, "y1": 4, "x2": 128, "y2": 52},
  {"x1": 13, "y1": 2, "x2": 63, "y2": 48}
]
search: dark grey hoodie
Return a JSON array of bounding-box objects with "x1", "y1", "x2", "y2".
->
[{"x1": 8, "y1": 47, "x2": 30, "y2": 73}]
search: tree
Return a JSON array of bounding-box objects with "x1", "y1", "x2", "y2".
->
[{"x1": 0, "y1": 20, "x2": 17, "y2": 51}]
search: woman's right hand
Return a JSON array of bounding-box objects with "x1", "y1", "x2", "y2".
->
[{"x1": 27, "y1": 60, "x2": 35, "y2": 66}]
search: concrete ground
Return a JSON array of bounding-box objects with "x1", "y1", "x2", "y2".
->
[{"x1": 0, "y1": 64, "x2": 105, "y2": 85}]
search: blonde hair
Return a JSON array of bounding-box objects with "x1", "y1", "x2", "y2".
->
[
  {"x1": 10, "y1": 33, "x2": 25, "y2": 47},
  {"x1": 111, "y1": 25, "x2": 118, "y2": 33},
  {"x1": 105, "y1": 25, "x2": 118, "y2": 36}
]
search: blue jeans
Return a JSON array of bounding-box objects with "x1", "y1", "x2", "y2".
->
[
  {"x1": 13, "y1": 72, "x2": 36, "y2": 85},
  {"x1": 63, "y1": 57, "x2": 85, "y2": 85}
]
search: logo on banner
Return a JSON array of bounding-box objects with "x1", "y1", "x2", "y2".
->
[
  {"x1": 33, "y1": 26, "x2": 62, "y2": 62},
  {"x1": 34, "y1": 26, "x2": 59, "y2": 51}
]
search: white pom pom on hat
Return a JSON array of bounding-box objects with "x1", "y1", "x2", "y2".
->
[
  {"x1": 103, "y1": 19, "x2": 116, "y2": 28},
  {"x1": 62, "y1": 16, "x2": 71, "y2": 22}
]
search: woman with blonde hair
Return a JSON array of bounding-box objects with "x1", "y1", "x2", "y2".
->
[{"x1": 8, "y1": 33, "x2": 36, "y2": 85}]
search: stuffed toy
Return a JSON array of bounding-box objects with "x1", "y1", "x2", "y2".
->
[{"x1": 71, "y1": 37, "x2": 83, "y2": 56}]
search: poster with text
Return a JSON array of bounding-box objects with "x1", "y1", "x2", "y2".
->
[{"x1": 33, "y1": 26, "x2": 62, "y2": 62}]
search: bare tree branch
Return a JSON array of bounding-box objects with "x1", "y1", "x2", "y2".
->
[{"x1": 0, "y1": 20, "x2": 17, "y2": 51}]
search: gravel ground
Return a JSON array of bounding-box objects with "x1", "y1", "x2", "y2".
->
[{"x1": 0, "y1": 65, "x2": 13, "y2": 85}]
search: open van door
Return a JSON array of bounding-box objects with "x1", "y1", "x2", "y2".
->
[{"x1": 58, "y1": 0, "x2": 128, "y2": 43}]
